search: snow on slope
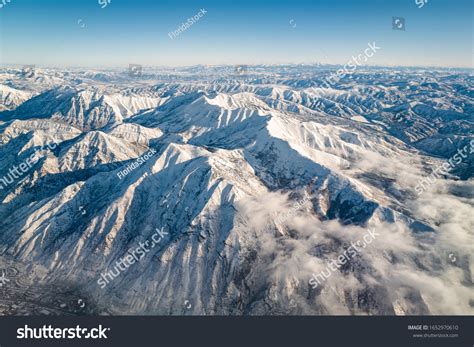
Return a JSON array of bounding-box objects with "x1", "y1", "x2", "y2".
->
[{"x1": 0, "y1": 85, "x2": 32, "y2": 112}]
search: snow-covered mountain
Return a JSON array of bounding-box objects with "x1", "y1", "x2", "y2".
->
[
  {"x1": 0, "y1": 65, "x2": 472, "y2": 316},
  {"x1": 0, "y1": 85, "x2": 32, "y2": 112}
]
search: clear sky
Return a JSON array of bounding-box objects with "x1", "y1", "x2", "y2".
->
[{"x1": 0, "y1": 0, "x2": 472, "y2": 68}]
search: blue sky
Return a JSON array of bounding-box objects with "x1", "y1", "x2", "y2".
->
[{"x1": 0, "y1": 0, "x2": 472, "y2": 68}]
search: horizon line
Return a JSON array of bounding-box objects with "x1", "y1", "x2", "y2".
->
[{"x1": 0, "y1": 63, "x2": 473, "y2": 71}]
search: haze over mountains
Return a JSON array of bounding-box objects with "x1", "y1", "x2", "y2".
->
[{"x1": 0, "y1": 65, "x2": 472, "y2": 315}]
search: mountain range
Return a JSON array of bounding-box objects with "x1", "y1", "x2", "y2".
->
[{"x1": 0, "y1": 65, "x2": 472, "y2": 315}]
